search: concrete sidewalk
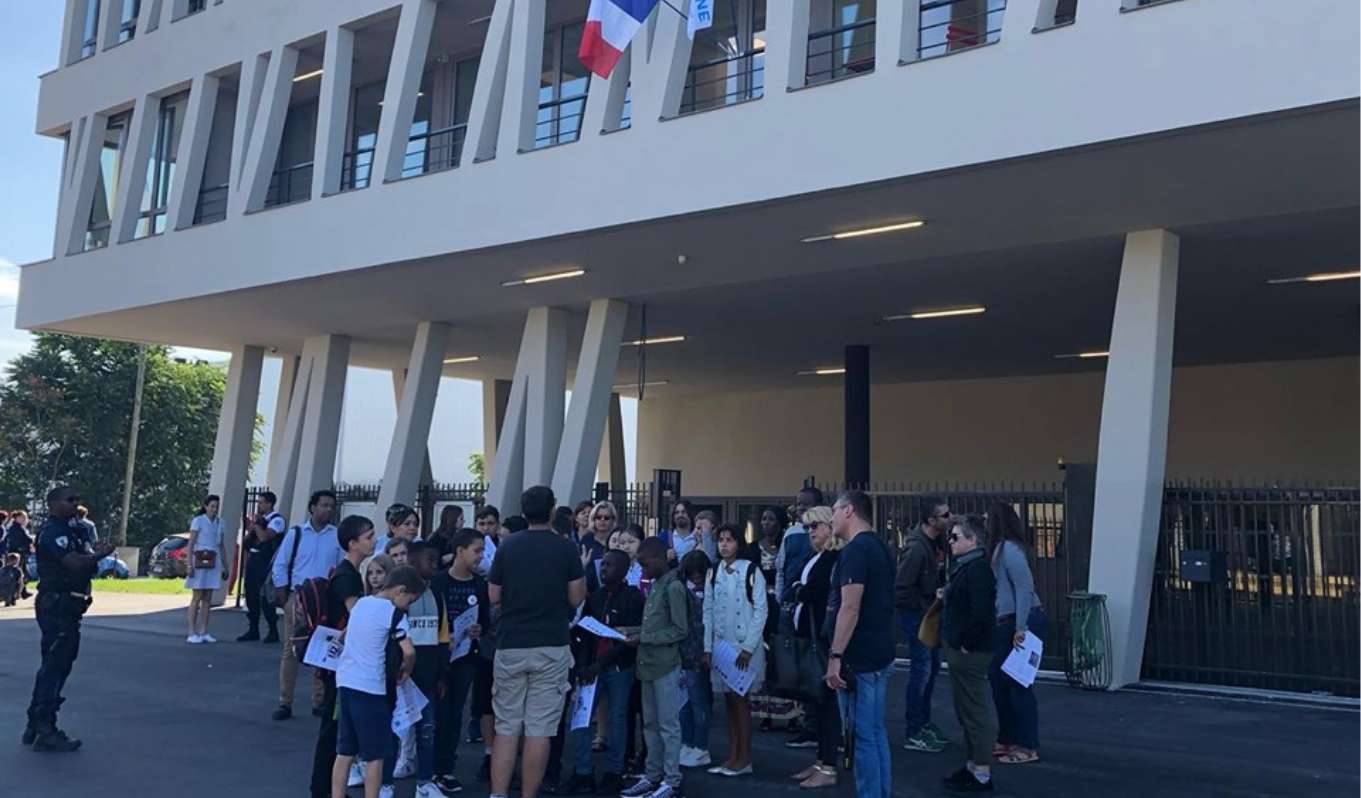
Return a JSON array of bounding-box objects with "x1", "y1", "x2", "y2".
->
[{"x1": 1, "y1": 602, "x2": 1356, "y2": 798}]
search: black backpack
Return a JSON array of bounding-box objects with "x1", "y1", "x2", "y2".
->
[
  {"x1": 383, "y1": 607, "x2": 406, "y2": 706},
  {"x1": 709, "y1": 559, "x2": 759, "y2": 604}
]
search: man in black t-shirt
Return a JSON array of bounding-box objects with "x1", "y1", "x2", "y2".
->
[
  {"x1": 487, "y1": 486, "x2": 586, "y2": 798},
  {"x1": 825, "y1": 490, "x2": 896, "y2": 798},
  {"x1": 309, "y1": 515, "x2": 373, "y2": 798},
  {"x1": 239, "y1": 491, "x2": 286, "y2": 642}
]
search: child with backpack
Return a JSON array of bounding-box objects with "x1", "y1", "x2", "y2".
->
[
  {"x1": 702, "y1": 523, "x2": 768, "y2": 778},
  {"x1": 678, "y1": 550, "x2": 713, "y2": 768},
  {"x1": 330, "y1": 564, "x2": 424, "y2": 798},
  {"x1": 401, "y1": 542, "x2": 448, "y2": 798}
]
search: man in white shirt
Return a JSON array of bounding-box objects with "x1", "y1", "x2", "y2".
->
[
  {"x1": 330, "y1": 564, "x2": 424, "y2": 798},
  {"x1": 271, "y1": 490, "x2": 341, "y2": 721}
]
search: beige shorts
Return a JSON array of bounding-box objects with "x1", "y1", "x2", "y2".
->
[{"x1": 492, "y1": 645, "x2": 573, "y2": 737}]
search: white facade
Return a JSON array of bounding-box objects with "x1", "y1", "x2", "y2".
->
[{"x1": 18, "y1": 0, "x2": 1361, "y2": 688}]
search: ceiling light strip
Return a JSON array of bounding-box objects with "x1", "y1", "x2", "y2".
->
[
  {"x1": 442, "y1": 356, "x2": 480, "y2": 364},
  {"x1": 1054, "y1": 351, "x2": 1110, "y2": 360},
  {"x1": 797, "y1": 367, "x2": 846, "y2": 376},
  {"x1": 883, "y1": 305, "x2": 987, "y2": 321},
  {"x1": 801, "y1": 220, "x2": 925, "y2": 244},
  {"x1": 292, "y1": 68, "x2": 324, "y2": 83},
  {"x1": 623, "y1": 336, "x2": 687, "y2": 347},
  {"x1": 1265, "y1": 270, "x2": 1361, "y2": 285},
  {"x1": 501, "y1": 268, "x2": 587, "y2": 287}
]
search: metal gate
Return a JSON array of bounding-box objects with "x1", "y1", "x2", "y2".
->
[{"x1": 1144, "y1": 483, "x2": 1360, "y2": 695}]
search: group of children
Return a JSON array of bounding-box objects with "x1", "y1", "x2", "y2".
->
[{"x1": 311, "y1": 500, "x2": 802, "y2": 798}]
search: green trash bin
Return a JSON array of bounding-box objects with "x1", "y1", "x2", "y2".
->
[{"x1": 1066, "y1": 591, "x2": 1112, "y2": 690}]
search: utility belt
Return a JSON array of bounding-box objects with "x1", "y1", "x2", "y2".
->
[{"x1": 36, "y1": 590, "x2": 93, "y2": 618}]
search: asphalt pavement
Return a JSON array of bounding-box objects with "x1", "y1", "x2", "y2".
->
[{"x1": 0, "y1": 596, "x2": 1356, "y2": 798}]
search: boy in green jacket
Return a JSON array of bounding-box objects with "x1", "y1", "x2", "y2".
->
[{"x1": 621, "y1": 538, "x2": 690, "y2": 798}]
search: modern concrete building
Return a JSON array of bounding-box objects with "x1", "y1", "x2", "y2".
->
[{"x1": 18, "y1": 0, "x2": 1360, "y2": 691}]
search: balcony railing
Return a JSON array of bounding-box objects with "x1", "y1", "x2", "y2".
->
[
  {"x1": 402, "y1": 123, "x2": 467, "y2": 177},
  {"x1": 263, "y1": 162, "x2": 313, "y2": 208},
  {"x1": 193, "y1": 182, "x2": 228, "y2": 225},
  {"x1": 535, "y1": 95, "x2": 587, "y2": 148},
  {"x1": 918, "y1": 0, "x2": 1007, "y2": 60},
  {"x1": 679, "y1": 49, "x2": 765, "y2": 116},
  {"x1": 341, "y1": 147, "x2": 374, "y2": 191},
  {"x1": 806, "y1": 18, "x2": 876, "y2": 85}
]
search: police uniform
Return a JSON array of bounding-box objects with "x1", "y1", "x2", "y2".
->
[
  {"x1": 26, "y1": 514, "x2": 96, "y2": 745},
  {"x1": 241, "y1": 511, "x2": 284, "y2": 640}
]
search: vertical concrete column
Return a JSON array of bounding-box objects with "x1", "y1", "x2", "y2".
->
[
  {"x1": 377, "y1": 323, "x2": 449, "y2": 510},
  {"x1": 552, "y1": 299, "x2": 628, "y2": 505},
  {"x1": 482, "y1": 379, "x2": 512, "y2": 480},
  {"x1": 844, "y1": 345, "x2": 870, "y2": 486},
  {"x1": 111, "y1": 95, "x2": 160, "y2": 243},
  {"x1": 60, "y1": 0, "x2": 84, "y2": 66},
  {"x1": 313, "y1": 26, "x2": 355, "y2": 198},
  {"x1": 207, "y1": 345, "x2": 264, "y2": 605},
  {"x1": 763, "y1": 0, "x2": 811, "y2": 95},
  {"x1": 597, "y1": 393, "x2": 627, "y2": 492},
  {"x1": 168, "y1": 74, "x2": 221, "y2": 230},
  {"x1": 97, "y1": 0, "x2": 119, "y2": 51},
  {"x1": 234, "y1": 45, "x2": 299, "y2": 215},
  {"x1": 499, "y1": 0, "x2": 547, "y2": 153},
  {"x1": 288, "y1": 335, "x2": 351, "y2": 523},
  {"x1": 57, "y1": 115, "x2": 106, "y2": 256},
  {"x1": 374, "y1": 0, "x2": 437, "y2": 183},
  {"x1": 270, "y1": 355, "x2": 311, "y2": 519},
  {"x1": 485, "y1": 308, "x2": 568, "y2": 515},
  {"x1": 136, "y1": 0, "x2": 162, "y2": 36},
  {"x1": 464, "y1": 0, "x2": 515, "y2": 162},
  {"x1": 231, "y1": 54, "x2": 269, "y2": 192},
  {"x1": 1088, "y1": 229, "x2": 1180, "y2": 690}
]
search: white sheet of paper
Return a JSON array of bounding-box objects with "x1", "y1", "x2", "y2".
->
[
  {"x1": 713, "y1": 640, "x2": 755, "y2": 696},
  {"x1": 575, "y1": 615, "x2": 626, "y2": 641},
  {"x1": 449, "y1": 605, "x2": 479, "y2": 661},
  {"x1": 302, "y1": 626, "x2": 344, "y2": 671},
  {"x1": 391, "y1": 680, "x2": 430, "y2": 734},
  {"x1": 1001, "y1": 631, "x2": 1044, "y2": 688},
  {"x1": 569, "y1": 681, "x2": 597, "y2": 731}
]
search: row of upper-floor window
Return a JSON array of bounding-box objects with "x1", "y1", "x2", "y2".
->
[
  {"x1": 70, "y1": 0, "x2": 1181, "y2": 252},
  {"x1": 73, "y1": 0, "x2": 212, "y2": 62}
]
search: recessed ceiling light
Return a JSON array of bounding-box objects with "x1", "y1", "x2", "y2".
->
[
  {"x1": 501, "y1": 268, "x2": 587, "y2": 287},
  {"x1": 1054, "y1": 351, "x2": 1109, "y2": 360},
  {"x1": 622, "y1": 336, "x2": 686, "y2": 347},
  {"x1": 1265, "y1": 270, "x2": 1360, "y2": 285},
  {"x1": 612, "y1": 379, "x2": 671, "y2": 390},
  {"x1": 292, "y1": 68, "x2": 324, "y2": 83},
  {"x1": 442, "y1": 356, "x2": 480, "y2": 364},
  {"x1": 797, "y1": 367, "x2": 846, "y2": 376},
  {"x1": 801, "y1": 220, "x2": 925, "y2": 244},
  {"x1": 883, "y1": 305, "x2": 986, "y2": 321}
]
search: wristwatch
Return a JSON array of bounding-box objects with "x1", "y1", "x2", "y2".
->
[{"x1": 828, "y1": 650, "x2": 843, "y2": 660}]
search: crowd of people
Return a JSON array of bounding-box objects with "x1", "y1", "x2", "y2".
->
[{"x1": 18, "y1": 480, "x2": 1048, "y2": 798}]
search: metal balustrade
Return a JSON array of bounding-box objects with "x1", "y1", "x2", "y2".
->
[
  {"x1": 806, "y1": 18, "x2": 876, "y2": 85},
  {"x1": 680, "y1": 49, "x2": 765, "y2": 115},
  {"x1": 918, "y1": 0, "x2": 1007, "y2": 60}
]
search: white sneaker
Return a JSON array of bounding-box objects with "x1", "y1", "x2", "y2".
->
[
  {"x1": 645, "y1": 784, "x2": 676, "y2": 798},
  {"x1": 186, "y1": 634, "x2": 203, "y2": 644},
  {"x1": 688, "y1": 748, "x2": 711, "y2": 767},
  {"x1": 378, "y1": 786, "x2": 396, "y2": 798},
  {"x1": 348, "y1": 761, "x2": 365, "y2": 787},
  {"x1": 415, "y1": 782, "x2": 443, "y2": 798},
  {"x1": 200, "y1": 633, "x2": 218, "y2": 643}
]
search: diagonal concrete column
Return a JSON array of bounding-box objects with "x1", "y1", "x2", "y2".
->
[
  {"x1": 1087, "y1": 229, "x2": 1180, "y2": 690},
  {"x1": 378, "y1": 323, "x2": 449, "y2": 510},
  {"x1": 763, "y1": 0, "x2": 811, "y2": 96},
  {"x1": 288, "y1": 335, "x2": 350, "y2": 523},
  {"x1": 111, "y1": 95, "x2": 159, "y2": 243},
  {"x1": 499, "y1": 0, "x2": 548, "y2": 153},
  {"x1": 552, "y1": 299, "x2": 628, "y2": 505},
  {"x1": 313, "y1": 25, "x2": 355, "y2": 198},
  {"x1": 266, "y1": 355, "x2": 303, "y2": 497},
  {"x1": 234, "y1": 45, "x2": 299, "y2": 215},
  {"x1": 463, "y1": 0, "x2": 515, "y2": 162},
  {"x1": 485, "y1": 307, "x2": 568, "y2": 515},
  {"x1": 597, "y1": 393, "x2": 626, "y2": 493},
  {"x1": 168, "y1": 73, "x2": 221, "y2": 230},
  {"x1": 482, "y1": 378, "x2": 512, "y2": 481},
  {"x1": 207, "y1": 345, "x2": 264, "y2": 605},
  {"x1": 374, "y1": 0, "x2": 437, "y2": 182}
]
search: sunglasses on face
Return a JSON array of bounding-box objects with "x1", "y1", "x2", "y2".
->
[
  {"x1": 934, "y1": 511, "x2": 952, "y2": 520},
  {"x1": 947, "y1": 532, "x2": 961, "y2": 543},
  {"x1": 595, "y1": 515, "x2": 614, "y2": 522}
]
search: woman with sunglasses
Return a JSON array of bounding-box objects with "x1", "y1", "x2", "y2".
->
[
  {"x1": 940, "y1": 514, "x2": 1000, "y2": 793},
  {"x1": 580, "y1": 500, "x2": 619, "y2": 577},
  {"x1": 787, "y1": 507, "x2": 843, "y2": 789}
]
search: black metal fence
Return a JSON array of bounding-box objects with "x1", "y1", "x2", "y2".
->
[
  {"x1": 680, "y1": 49, "x2": 765, "y2": 115},
  {"x1": 1144, "y1": 482, "x2": 1360, "y2": 695},
  {"x1": 918, "y1": 0, "x2": 1007, "y2": 60},
  {"x1": 806, "y1": 18, "x2": 876, "y2": 84}
]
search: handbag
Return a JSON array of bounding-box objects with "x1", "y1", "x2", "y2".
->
[
  {"x1": 918, "y1": 598, "x2": 942, "y2": 649},
  {"x1": 194, "y1": 549, "x2": 218, "y2": 570},
  {"x1": 769, "y1": 632, "x2": 828, "y2": 701}
]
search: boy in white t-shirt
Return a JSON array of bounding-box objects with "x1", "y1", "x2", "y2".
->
[{"x1": 330, "y1": 565, "x2": 424, "y2": 798}]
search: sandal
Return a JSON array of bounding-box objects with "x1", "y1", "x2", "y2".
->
[
  {"x1": 998, "y1": 749, "x2": 1039, "y2": 764},
  {"x1": 799, "y1": 765, "x2": 838, "y2": 789},
  {"x1": 992, "y1": 743, "x2": 1015, "y2": 757}
]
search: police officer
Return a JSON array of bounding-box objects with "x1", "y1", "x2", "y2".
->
[
  {"x1": 237, "y1": 491, "x2": 285, "y2": 643},
  {"x1": 24, "y1": 485, "x2": 115, "y2": 752}
]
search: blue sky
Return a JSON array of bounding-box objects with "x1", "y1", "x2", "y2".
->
[{"x1": 0, "y1": 6, "x2": 635, "y2": 488}]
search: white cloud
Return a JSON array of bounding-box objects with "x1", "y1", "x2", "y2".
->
[{"x1": 0, "y1": 258, "x2": 18, "y2": 303}]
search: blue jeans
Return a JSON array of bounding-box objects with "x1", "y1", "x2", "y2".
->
[
  {"x1": 571, "y1": 666, "x2": 635, "y2": 776},
  {"x1": 678, "y1": 668, "x2": 711, "y2": 750},
  {"x1": 838, "y1": 666, "x2": 892, "y2": 798},
  {"x1": 989, "y1": 608, "x2": 1048, "y2": 750},
  {"x1": 898, "y1": 609, "x2": 940, "y2": 737}
]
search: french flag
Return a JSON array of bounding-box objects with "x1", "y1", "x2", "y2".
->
[{"x1": 578, "y1": 0, "x2": 661, "y2": 78}]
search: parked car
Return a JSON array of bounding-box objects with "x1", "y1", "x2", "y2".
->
[{"x1": 149, "y1": 533, "x2": 191, "y2": 578}]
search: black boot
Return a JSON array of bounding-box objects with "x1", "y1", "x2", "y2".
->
[
  {"x1": 21, "y1": 713, "x2": 36, "y2": 745},
  {"x1": 236, "y1": 627, "x2": 260, "y2": 642},
  {"x1": 30, "y1": 718, "x2": 81, "y2": 753}
]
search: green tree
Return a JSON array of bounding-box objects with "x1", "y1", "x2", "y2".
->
[
  {"x1": 468, "y1": 452, "x2": 486, "y2": 484},
  {"x1": 0, "y1": 333, "x2": 252, "y2": 549}
]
